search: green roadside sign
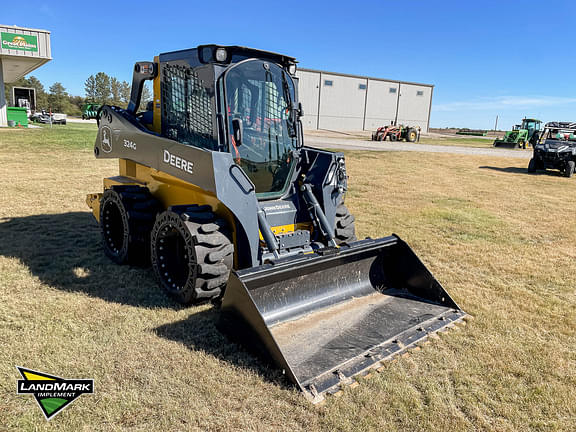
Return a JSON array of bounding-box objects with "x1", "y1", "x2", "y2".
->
[{"x1": 1, "y1": 32, "x2": 38, "y2": 52}]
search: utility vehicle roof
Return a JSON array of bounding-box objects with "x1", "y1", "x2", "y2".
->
[{"x1": 544, "y1": 121, "x2": 576, "y2": 130}]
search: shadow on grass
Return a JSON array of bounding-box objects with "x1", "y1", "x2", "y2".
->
[
  {"x1": 0, "y1": 212, "x2": 177, "y2": 309},
  {"x1": 154, "y1": 311, "x2": 290, "y2": 390},
  {"x1": 0, "y1": 212, "x2": 287, "y2": 386},
  {"x1": 478, "y1": 166, "x2": 530, "y2": 174},
  {"x1": 479, "y1": 166, "x2": 565, "y2": 177}
]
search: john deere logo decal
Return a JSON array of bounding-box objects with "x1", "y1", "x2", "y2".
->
[
  {"x1": 16, "y1": 367, "x2": 94, "y2": 420},
  {"x1": 101, "y1": 125, "x2": 112, "y2": 153}
]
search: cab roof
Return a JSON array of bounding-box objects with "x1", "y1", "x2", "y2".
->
[{"x1": 159, "y1": 45, "x2": 297, "y2": 67}]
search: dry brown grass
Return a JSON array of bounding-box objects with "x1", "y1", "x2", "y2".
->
[{"x1": 0, "y1": 124, "x2": 575, "y2": 431}]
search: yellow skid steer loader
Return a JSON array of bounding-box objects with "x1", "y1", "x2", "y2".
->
[{"x1": 87, "y1": 45, "x2": 466, "y2": 402}]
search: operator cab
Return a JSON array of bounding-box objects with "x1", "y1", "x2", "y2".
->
[
  {"x1": 521, "y1": 118, "x2": 541, "y2": 135},
  {"x1": 127, "y1": 45, "x2": 303, "y2": 199}
]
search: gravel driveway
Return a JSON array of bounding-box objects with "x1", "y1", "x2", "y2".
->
[{"x1": 305, "y1": 135, "x2": 532, "y2": 159}]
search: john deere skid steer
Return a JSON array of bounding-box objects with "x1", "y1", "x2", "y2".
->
[{"x1": 87, "y1": 45, "x2": 466, "y2": 402}]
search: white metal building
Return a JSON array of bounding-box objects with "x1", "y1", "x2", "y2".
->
[
  {"x1": 0, "y1": 24, "x2": 51, "y2": 126},
  {"x1": 296, "y1": 68, "x2": 433, "y2": 132}
]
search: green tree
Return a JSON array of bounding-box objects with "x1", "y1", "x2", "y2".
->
[
  {"x1": 26, "y1": 76, "x2": 49, "y2": 109},
  {"x1": 119, "y1": 81, "x2": 131, "y2": 107},
  {"x1": 48, "y1": 82, "x2": 68, "y2": 112},
  {"x1": 69, "y1": 95, "x2": 86, "y2": 113},
  {"x1": 4, "y1": 75, "x2": 84, "y2": 116},
  {"x1": 110, "y1": 77, "x2": 122, "y2": 106},
  {"x1": 84, "y1": 75, "x2": 97, "y2": 102},
  {"x1": 85, "y1": 74, "x2": 131, "y2": 108},
  {"x1": 94, "y1": 72, "x2": 111, "y2": 105}
]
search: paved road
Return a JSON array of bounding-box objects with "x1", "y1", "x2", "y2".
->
[
  {"x1": 305, "y1": 135, "x2": 532, "y2": 159},
  {"x1": 67, "y1": 118, "x2": 97, "y2": 124}
]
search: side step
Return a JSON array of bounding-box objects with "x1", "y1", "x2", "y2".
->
[{"x1": 218, "y1": 236, "x2": 467, "y2": 403}]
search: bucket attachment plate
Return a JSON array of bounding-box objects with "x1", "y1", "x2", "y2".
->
[{"x1": 218, "y1": 236, "x2": 466, "y2": 402}]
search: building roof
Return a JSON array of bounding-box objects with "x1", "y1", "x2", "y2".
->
[
  {"x1": 297, "y1": 67, "x2": 434, "y2": 88},
  {"x1": 1, "y1": 24, "x2": 50, "y2": 34}
]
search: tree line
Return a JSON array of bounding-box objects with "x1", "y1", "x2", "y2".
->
[
  {"x1": 3, "y1": 72, "x2": 150, "y2": 116},
  {"x1": 4, "y1": 76, "x2": 85, "y2": 115},
  {"x1": 84, "y1": 73, "x2": 151, "y2": 111}
]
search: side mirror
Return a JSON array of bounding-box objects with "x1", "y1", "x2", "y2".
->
[
  {"x1": 232, "y1": 118, "x2": 243, "y2": 146},
  {"x1": 298, "y1": 102, "x2": 304, "y2": 118}
]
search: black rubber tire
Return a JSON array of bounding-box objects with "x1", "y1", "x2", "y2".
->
[
  {"x1": 377, "y1": 133, "x2": 385, "y2": 141},
  {"x1": 334, "y1": 202, "x2": 357, "y2": 245},
  {"x1": 565, "y1": 160, "x2": 575, "y2": 178},
  {"x1": 100, "y1": 185, "x2": 160, "y2": 265},
  {"x1": 528, "y1": 158, "x2": 537, "y2": 173},
  {"x1": 389, "y1": 133, "x2": 398, "y2": 142},
  {"x1": 406, "y1": 128, "x2": 418, "y2": 142},
  {"x1": 150, "y1": 205, "x2": 234, "y2": 304}
]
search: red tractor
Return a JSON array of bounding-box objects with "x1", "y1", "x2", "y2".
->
[{"x1": 371, "y1": 124, "x2": 420, "y2": 142}]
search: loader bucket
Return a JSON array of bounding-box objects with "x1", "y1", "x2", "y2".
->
[{"x1": 218, "y1": 236, "x2": 466, "y2": 402}]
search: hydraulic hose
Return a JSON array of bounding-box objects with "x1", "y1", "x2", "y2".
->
[
  {"x1": 301, "y1": 184, "x2": 337, "y2": 247},
  {"x1": 257, "y1": 207, "x2": 280, "y2": 259}
]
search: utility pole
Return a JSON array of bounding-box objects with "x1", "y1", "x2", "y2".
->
[{"x1": 494, "y1": 115, "x2": 498, "y2": 132}]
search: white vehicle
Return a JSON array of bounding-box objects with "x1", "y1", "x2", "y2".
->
[
  {"x1": 30, "y1": 111, "x2": 68, "y2": 125},
  {"x1": 51, "y1": 113, "x2": 67, "y2": 125}
]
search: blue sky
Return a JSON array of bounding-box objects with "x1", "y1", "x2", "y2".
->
[{"x1": 4, "y1": 0, "x2": 576, "y2": 129}]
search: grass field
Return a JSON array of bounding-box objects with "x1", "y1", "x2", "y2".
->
[{"x1": 1, "y1": 124, "x2": 575, "y2": 431}]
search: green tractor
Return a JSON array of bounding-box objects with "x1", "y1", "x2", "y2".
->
[
  {"x1": 81, "y1": 103, "x2": 101, "y2": 120},
  {"x1": 493, "y1": 118, "x2": 541, "y2": 149}
]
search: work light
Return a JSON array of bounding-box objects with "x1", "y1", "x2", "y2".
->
[{"x1": 215, "y1": 48, "x2": 228, "y2": 62}]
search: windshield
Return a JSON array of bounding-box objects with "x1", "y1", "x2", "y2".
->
[
  {"x1": 523, "y1": 121, "x2": 537, "y2": 131},
  {"x1": 225, "y1": 59, "x2": 297, "y2": 198}
]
